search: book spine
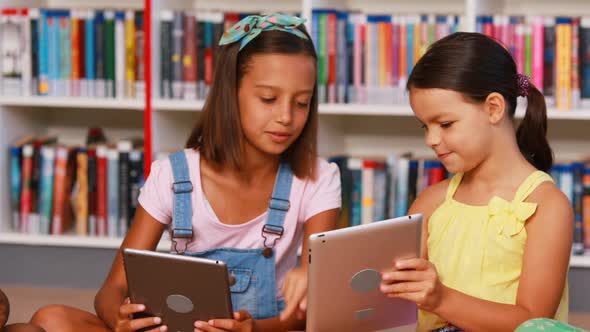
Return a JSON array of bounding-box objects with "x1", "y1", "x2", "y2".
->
[
  {"x1": 76, "y1": 149, "x2": 89, "y2": 235},
  {"x1": 395, "y1": 158, "x2": 409, "y2": 217},
  {"x1": 125, "y1": 10, "x2": 135, "y2": 98},
  {"x1": 134, "y1": 11, "x2": 145, "y2": 99},
  {"x1": 182, "y1": 12, "x2": 197, "y2": 100},
  {"x1": 572, "y1": 18, "x2": 581, "y2": 109},
  {"x1": 327, "y1": 12, "x2": 337, "y2": 103},
  {"x1": 337, "y1": 11, "x2": 348, "y2": 104},
  {"x1": 172, "y1": 11, "x2": 184, "y2": 99},
  {"x1": 104, "y1": 11, "x2": 116, "y2": 98},
  {"x1": 28, "y1": 9, "x2": 39, "y2": 96},
  {"x1": 20, "y1": 144, "x2": 34, "y2": 233},
  {"x1": 347, "y1": 158, "x2": 362, "y2": 226},
  {"x1": 94, "y1": 11, "x2": 105, "y2": 98},
  {"x1": 96, "y1": 147, "x2": 108, "y2": 236},
  {"x1": 196, "y1": 15, "x2": 205, "y2": 99},
  {"x1": 160, "y1": 11, "x2": 173, "y2": 99},
  {"x1": 87, "y1": 149, "x2": 97, "y2": 235},
  {"x1": 129, "y1": 150, "x2": 144, "y2": 228},
  {"x1": 107, "y1": 148, "x2": 119, "y2": 237},
  {"x1": 58, "y1": 11, "x2": 71, "y2": 97},
  {"x1": 38, "y1": 146, "x2": 55, "y2": 234},
  {"x1": 532, "y1": 16, "x2": 544, "y2": 90},
  {"x1": 318, "y1": 12, "x2": 327, "y2": 103},
  {"x1": 544, "y1": 18, "x2": 555, "y2": 97},
  {"x1": 71, "y1": 10, "x2": 81, "y2": 97},
  {"x1": 583, "y1": 168, "x2": 590, "y2": 249},
  {"x1": 10, "y1": 146, "x2": 22, "y2": 231},
  {"x1": 361, "y1": 159, "x2": 375, "y2": 224},
  {"x1": 524, "y1": 18, "x2": 532, "y2": 76},
  {"x1": 38, "y1": 10, "x2": 49, "y2": 95},
  {"x1": 115, "y1": 11, "x2": 126, "y2": 99},
  {"x1": 51, "y1": 147, "x2": 68, "y2": 235},
  {"x1": 84, "y1": 10, "x2": 95, "y2": 97},
  {"x1": 118, "y1": 141, "x2": 131, "y2": 236},
  {"x1": 573, "y1": 163, "x2": 585, "y2": 254},
  {"x1": 581, "y1": 17, "x2": 590, "y2": 99},
  {"x1": 47, "y1": 12, "x2": 60, "y2": 96}
]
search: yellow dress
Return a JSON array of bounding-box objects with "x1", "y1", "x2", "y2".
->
[{"x1": 418, "y1": 171, "x2": 569, "y2": 331}]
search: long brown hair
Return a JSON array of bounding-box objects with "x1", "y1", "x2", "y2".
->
[
  {"x1": 407, "y1": 32, "x2": 553, "y2": 171},
  {"x1": 186, "y1": 26, "x2": 318, "y2": 179}
]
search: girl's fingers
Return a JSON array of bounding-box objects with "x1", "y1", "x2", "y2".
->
[
  {"x1": 394, "y1": 258, "x2": 429, "y2": 270},
  {"x1": 234, "y1": 310, "x2": 252, "y2": 321},
  {"x1": 128, "y1": 316, "x2": 163, "y2": 331},
  {"x1": 381, "y1": 270, "x2": 426, "y2": 283},
  {"x1": 118, "y1": 303, "x2": 146, "y2": 318},
  {"x1": 380, "y1": 281, "x2": 424, "y2": 294},
  {"x1": 280, "y1": 281, "x2": 306, "y2": 321},
  {"x1": 386, "y1": 290, "x2": 424, "y2": 305},
  {"x1": 196, "y1": 319, "x2": 238, "y2": 331},
  {"x1": 146, "y1": 325, "x2": 168, "y2": 332}
]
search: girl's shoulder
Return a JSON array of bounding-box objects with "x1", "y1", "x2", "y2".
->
[
  {"x1": 408, "y1": 178, "x2": 452, "y2": 218},
  {"x1": 525, "y1": 179, "x2": 572, "y2": 212},
  {"x1": 148, "y1": 149, "x2": 200, "y2": 181}
]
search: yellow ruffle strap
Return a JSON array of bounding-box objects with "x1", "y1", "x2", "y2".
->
[{"x1": 488, "y1": 196, "x2": 537, "y2": 236}]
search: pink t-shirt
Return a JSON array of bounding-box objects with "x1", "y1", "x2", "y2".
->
[{"x1": 138, "y1": 149, "x2": 341, "y2": 297}]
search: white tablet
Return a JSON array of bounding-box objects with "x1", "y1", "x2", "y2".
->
[
  {"x1": 123, "y1": 248, "x2": 233, "y2": 332},
  {"x1": 306, "y1": 214, "x2": 422, "y2": 332}
]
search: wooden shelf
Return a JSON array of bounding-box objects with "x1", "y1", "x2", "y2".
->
[
  {"x1": 0, "y1": 233, "x2": 170, "y2": 251},
  {"x1": 0, "y1": 96, "x2": 145, "y2": 110}
]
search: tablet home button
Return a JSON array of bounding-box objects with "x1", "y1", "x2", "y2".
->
[
  {"x1": 350, "y1": 269, "x2": 381, "y2": 293},
  {"x1": 166, "y1": 294, "x2": 194, "y2": 313}
]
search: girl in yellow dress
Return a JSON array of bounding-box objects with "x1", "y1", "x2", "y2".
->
[{"x1": 380, "y1": 32, "x2": 573, "y2": 331}]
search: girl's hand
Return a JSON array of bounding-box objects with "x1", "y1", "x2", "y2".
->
[
  {"x1": 194, "y1": 310, "x2": 254, "y2": 332},
  {"x1": 114, "y1": 298, "x2": 167, "y2": 332},
  {"x1": 0, "y1": 289, "x2": 9, "y2": 328},
  {"x1": 280, "y1": 267, "x2": 307, "y2": 321},
  {"x1": 380, "y1": 258, "x2": 448, "y2": 312}
]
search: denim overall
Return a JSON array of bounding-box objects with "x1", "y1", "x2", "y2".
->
[{"x1": 168, "y1": 151, "x2": 292, "y2": 320}]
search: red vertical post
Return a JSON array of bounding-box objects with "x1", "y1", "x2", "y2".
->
[{"x1": 144, "y1": 0, "x2": 152, "y2": 176}]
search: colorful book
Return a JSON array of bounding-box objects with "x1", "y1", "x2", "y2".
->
[{"x1": 38, "y1": 145, "x2": 55, "y2": 234}]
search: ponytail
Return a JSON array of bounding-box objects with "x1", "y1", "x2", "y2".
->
[{"x1": 516, "y1": 84, "x2": 553, "y2": 172}]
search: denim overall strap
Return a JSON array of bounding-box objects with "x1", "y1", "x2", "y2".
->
[
  {"x1": 169, "y1": 151, "x2": 194, "y2": 254},
  {"x1": 262, "y1": 162, "x2": 293, "y2": 254}
]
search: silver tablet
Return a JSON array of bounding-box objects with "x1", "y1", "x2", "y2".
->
[
  {"x1": 123, "y1": 248, "x2": 233, "y2": 332},
  {"x1": 306, "y1": 214, "x2": 422, "y2": 332}
]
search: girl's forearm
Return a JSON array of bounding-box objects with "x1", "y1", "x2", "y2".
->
[
  {"x1": 94, "y1": 284, "x2": 126, "y2": 329},
  {"x1": 0, "y1": 289, "x2": 9, "y2": 328},
  {"x1": 254, "y1": 315, "x2": 305, "y2": 332},
  {"x1": 435, "y1": 286, "x2": 537, "y2": 332}
]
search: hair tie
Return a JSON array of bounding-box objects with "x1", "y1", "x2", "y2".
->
[
  {"x1": 218, "y1": 13, "x2": 308, "y2": 51},
  {"x1": 517, "y1": 73, "x2": 530, "y2": 97}
]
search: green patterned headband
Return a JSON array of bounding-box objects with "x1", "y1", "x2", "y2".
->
[{"x1": 219, "y1": 13, "x2": 308, "y2": 51}]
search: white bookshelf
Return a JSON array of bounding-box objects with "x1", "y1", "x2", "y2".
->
[
  {"x1": 0, "y1": 97, "x2": 144, "y2": 110},
  {"x1": 1, "y1": 0, "x2": 589, "y2": 260},
  {"x1": 571, "y1": 255, "x2": 590, "y2": 268},
  {"x1": 0, "y1": 232, "x2": 171, "y2": 251}
]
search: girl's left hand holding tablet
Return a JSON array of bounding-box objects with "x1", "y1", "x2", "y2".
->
[
  {"x1": 194, "y1": 310, "x2": 254, "y2": 332},
  {"x1": 380, "y1": 258, "x2": 449, "y2": 312}
]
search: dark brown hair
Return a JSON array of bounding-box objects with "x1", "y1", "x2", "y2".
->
[
  {"x1": 407, "y1": 32, "x2": 553, "y2": 171},
  {"x1": 186, "y1": 26, "x2": 318, "y2": 179}
]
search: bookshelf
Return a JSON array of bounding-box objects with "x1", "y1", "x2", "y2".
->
[
  {"x1": 0, "y1": 232, "x2": 171, "y2": 251},
  {"x1": 1, "y1": 0, "x2": 590, "y2": 269},
  {"x1": 0, "y1": 96, "x2": 144, "y2": 110}
]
